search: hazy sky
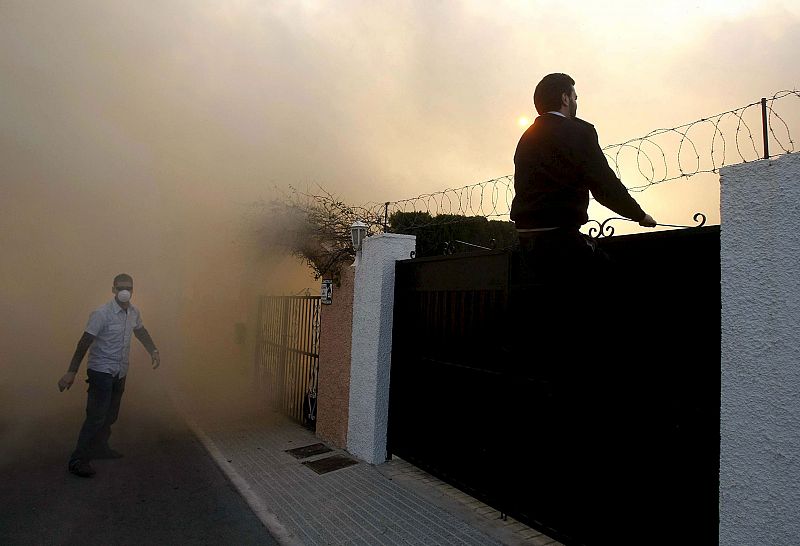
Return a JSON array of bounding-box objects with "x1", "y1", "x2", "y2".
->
[
  {"x1": 1, "y1": 1, "x2": 798, "y2": 395},
  {"x1": 3, "y1": 1, "x2": 797, "y2": 202}
]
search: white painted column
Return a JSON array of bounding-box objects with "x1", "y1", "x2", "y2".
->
[
  {"x1": 720, "y1": 152, "x2": 800, "y2": 545},
  {"x1": 347, "y1": 233, "x2": 416, "y2": 465}
]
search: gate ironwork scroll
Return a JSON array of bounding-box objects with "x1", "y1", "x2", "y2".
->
[{"x1": 255, "y1": 295, "x2": 320, "y2": 429}]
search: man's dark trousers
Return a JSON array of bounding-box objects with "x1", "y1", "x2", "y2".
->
[
  {"x1": 70, "y1": 369, "x2": 125, "y2": 464},
  {"x1": 514, "y1": 228, "x2": 612, "y2": 285}
]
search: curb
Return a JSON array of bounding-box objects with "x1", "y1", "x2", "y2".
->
[{"x1": 172, "y1": 397, "x2": 303, "y2": 546}]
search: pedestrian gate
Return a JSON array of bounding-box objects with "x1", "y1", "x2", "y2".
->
[{"x1": 255, "y1": 295, "x2": 320, "y2": 429}]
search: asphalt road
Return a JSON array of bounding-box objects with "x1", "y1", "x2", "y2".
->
[{"x1": 0, "y1": 379, "x2": 278, "y2": 546}]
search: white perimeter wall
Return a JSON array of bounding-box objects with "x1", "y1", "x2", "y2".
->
[
  {"x1": 720, "y1": 152, "x2": 800, "y2": 545},
  {"x1": 347, "y1": 233, "x2": 415, "y2": 465}
]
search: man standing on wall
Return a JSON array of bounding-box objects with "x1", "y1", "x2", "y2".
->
[
  {"x1": 58, "y1": 273, "x2": 160, "y2": 478},
  {"x1": 510, "y1": 73, "x2": 657, "y2": 281}
]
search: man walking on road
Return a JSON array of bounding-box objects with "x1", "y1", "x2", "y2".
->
[
  {"x1": 511, "y1": 73, "x2": 657, "y2": 281},
  {"x1": 58, "y1": 273, "x2": 161, "y2": 478}
]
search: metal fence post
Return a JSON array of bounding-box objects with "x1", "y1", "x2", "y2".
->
[
  {"x1": 254, "y1": 296, "x2": 265, "y2": 391},
  {"x1": 761, "y1": 97, "x2": 769, "y2": 159},
  {"x1": 278, "y1": 297, "x2": 290, "y2": 412}
]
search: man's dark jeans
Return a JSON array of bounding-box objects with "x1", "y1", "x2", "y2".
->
[
  {"x1": 509, "y1": 227, "x2": 615, "y2": 362},
  {"x1": 70, "y1": 369, "x2": 125, "y2": 464}
]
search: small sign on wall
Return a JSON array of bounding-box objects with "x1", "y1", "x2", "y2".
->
[{"x1": 321, "y1": 280, "x2": 333, "y2": 305}]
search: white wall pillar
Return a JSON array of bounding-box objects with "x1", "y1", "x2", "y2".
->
[
  {"x1": 347, "y1": 233, "x2": 415, "y2": 465},
  {"x1": 720, "y1": 152, "x2": 800, "y2": 545}
]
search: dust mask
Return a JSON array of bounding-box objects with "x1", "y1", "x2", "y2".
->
[{"x1": 116, "y1": 290, "x2": 131, "y2": 303}]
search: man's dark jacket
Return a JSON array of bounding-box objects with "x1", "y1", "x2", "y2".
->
[{"x1": 510, "y1": 113, "x2": 645, "y2": 229}]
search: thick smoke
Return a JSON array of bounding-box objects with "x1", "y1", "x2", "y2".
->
[{"x1": 1, "y1": 1, "x2": 797, "y2": 461}]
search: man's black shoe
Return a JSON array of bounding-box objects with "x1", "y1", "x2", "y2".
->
[
  {"x1": 92, "y1": 448, "x2": 124, "y2": 459},
  {"x1": 68, "y1": 460, "x2": 96, "y2": 478}
]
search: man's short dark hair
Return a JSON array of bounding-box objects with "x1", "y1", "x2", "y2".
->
[
  {"x1": 533, "y1": 73, "x2": 575, "y2": 115},
  {"x1": 113, "y1": 273, "x2": 133, "y2": 286}
]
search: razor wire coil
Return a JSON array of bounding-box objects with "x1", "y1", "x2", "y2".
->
[{"x1": 366, "y1": 90, "x2": 798, "y2": 229}]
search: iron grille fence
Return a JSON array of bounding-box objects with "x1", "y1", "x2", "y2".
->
[{"x1": 254, "y1": 295, "x2": 320, "y2": 429}]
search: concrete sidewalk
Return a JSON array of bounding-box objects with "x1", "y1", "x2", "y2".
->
[{"x1": 179, "y1": 400, "x2": 562, "y2": 546}]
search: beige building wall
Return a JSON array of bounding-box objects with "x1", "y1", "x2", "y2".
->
[{"x1": 315, "y1": 266, "x2": 355, "y2": 449}]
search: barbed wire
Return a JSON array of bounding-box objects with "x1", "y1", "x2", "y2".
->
[
  {"x1": 367, "y1": 174, "x2": 515, "y2": 228},
  {"x1": 609, "y1": 89, "x2": 797, "y2": 192},
  {"x1": 367, "y1": 90, "x2": 798, "y2": 229}
]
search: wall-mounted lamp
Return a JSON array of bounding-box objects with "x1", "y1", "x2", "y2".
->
[{"x1": 351, "y1": 220, "x2": 367, "y2": 267}]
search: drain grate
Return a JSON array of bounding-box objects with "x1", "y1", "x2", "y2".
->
[
  {"x1": 302, "y1": 455, "x2": 359, "y2": 475},
  {"x1": 285, "y1": 443, "x2": 333, "y2": 459}
]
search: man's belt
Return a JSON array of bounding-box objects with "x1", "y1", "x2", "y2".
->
[{"x1": 517, "y1": 227, "x2": 559, "y2": 233}]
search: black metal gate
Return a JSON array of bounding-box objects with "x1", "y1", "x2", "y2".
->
[
  {"x1": 388, "y1": 227, "x2": 720, "y2": 545},
  {"x1": 255, "y1": 295, "x2": 320, "y2": 429}
]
